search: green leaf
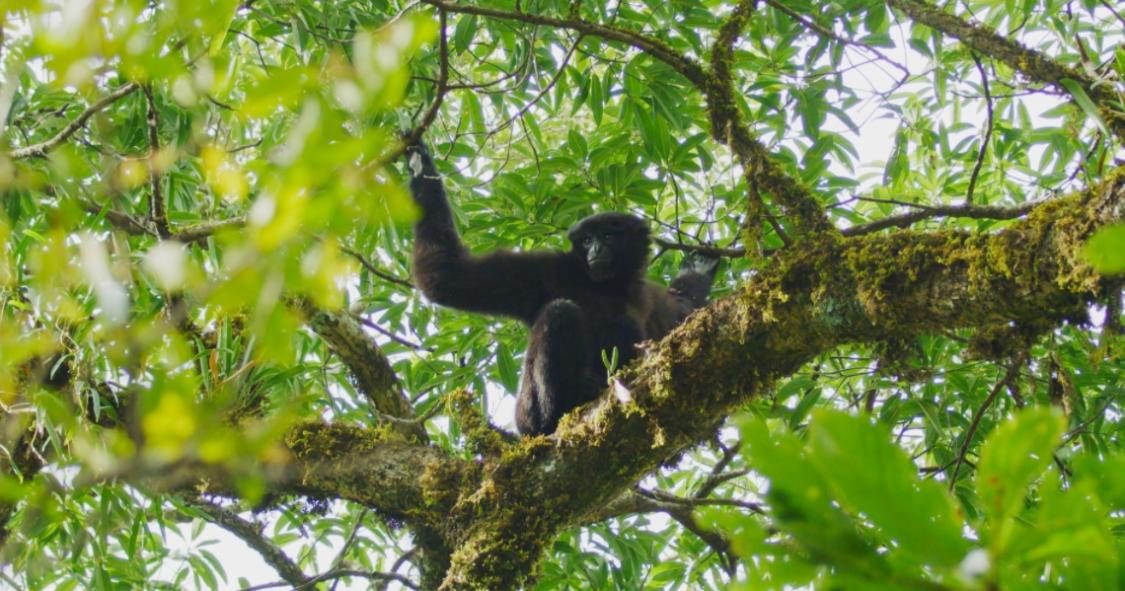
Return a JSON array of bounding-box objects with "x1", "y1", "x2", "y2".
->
[
  {"x1": 205, "y1": 0, "x2": 240, "y2": 55},
  {"x1": 1073, "y1": 453, "x2": 1125, "y2": 509},
  {"x1": 1058, "y1": 78, "x2": 1111, "y2": 136},
  {"x1": 807, "y1": 410, "x2": 968, "y2": 567},
  {"x1": 1001, "y1": 478, "x2": 1119, "y2": 590},
  {"x1": 452, "y1": 15, "x2": 477, "y2": 54},
  {"x1": 495, "y1": 342, "x2": 519, "y2": 393},
  {"x1": 739, "y1": 417, "x2": 891, "y2": 578},
  {"x1": 589, "y1": 74, "x2": 603, "y2": 124},
  {"x1": 976, "y1": 407, "x2": 1066, "y2": 552},
  {"x1": 1083, "y1": 224, "x2": 1125, "y2": 275}
]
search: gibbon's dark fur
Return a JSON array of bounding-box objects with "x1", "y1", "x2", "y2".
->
[{"x1": 405, "y1": 141, "x2": 719, "y2": 436}]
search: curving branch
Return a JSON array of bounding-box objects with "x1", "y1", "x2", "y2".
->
[
  {"x1": 299, "y1": 303, "x2": 428, "y2": 443},
  {"x1": 418, "y1": 0, "x2": 707, "y2": 86},
  {"x1": 886, "y1": 0, "x2": 1125, "y2": 141},
  {"x1": 841, "y1": 198, "x2": 1040, "y2": 235},
  {"x1": 8, "y1": 82, "x2": 141, "y2": 160},
  {"x1": 420, "y1": 0, "x2": 832, "y2": 237},
  {"x1": 707, "y1": 0, "x2": 833, "y2": 234},
  {"x1": 187, "y1": 498, "x2": 311, "y2": 587}
]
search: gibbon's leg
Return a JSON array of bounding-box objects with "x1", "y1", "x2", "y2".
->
[{"x1": 515, "y1": 299, "x2": 600, "y2": 436}]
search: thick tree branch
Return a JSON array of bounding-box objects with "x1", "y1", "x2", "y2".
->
[
  {"x1": 165, "y1": 423, "x2": 462, "y2": 531},
  {"x1": 144, "y1": 171, "x2": 1124, "y2": 590},
  {"x1": 887, "y1": 0, "x2": 1125, "y2": 141},
  {"x1": 430, "y1": 170, "x2": 1125, "y2": 589}
]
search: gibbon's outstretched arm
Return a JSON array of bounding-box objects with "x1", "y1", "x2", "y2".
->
[{"x1": 405, "y1": 142, "x2": 558, "y2": 324}]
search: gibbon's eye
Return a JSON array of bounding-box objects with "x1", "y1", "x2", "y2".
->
[
  {"x1": 601, "y1": 232, "x2": 613, "y2": 242},
  {"x1": 581, "y1": 236, "x2": 594, "y2": 248}
]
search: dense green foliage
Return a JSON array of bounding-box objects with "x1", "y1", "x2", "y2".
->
[{"x1": 0, "y1": 0, "x2": 1123, "y2": 589}]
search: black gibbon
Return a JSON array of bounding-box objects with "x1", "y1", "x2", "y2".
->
[{"x1": 405, "y1": 140, "x2": 718, "y2": 435}]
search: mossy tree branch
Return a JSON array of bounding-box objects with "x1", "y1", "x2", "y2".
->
[
  {"x1": 181, "y1": 171, "x2": 1123, "y2": 589},
  {"x1": 154, "y1": 421, "x2": 462, "y2": 590},
  {"x1": 708, "y1": 0, "x2": 833, "y2": 235},
  {"x1": 419, "y1": 0, "x2": 831, "y2": 238},
  {"x1": 887, "y1": 0, "x2": 1125, "y2": 141},
  {"x1": 132, "y1": 423, "x2": 455, "y2": 523},
  {"x1": 426, "y1": 171, "x2": 1122, "y2": 589}
]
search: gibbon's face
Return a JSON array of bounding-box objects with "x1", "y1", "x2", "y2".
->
[{"x1": 567, "y1": 213, "x2": 650, "y2": 282}]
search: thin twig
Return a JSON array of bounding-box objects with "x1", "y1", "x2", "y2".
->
[
  {"x1": 694, "y1": 441, "x2": 743, "y2": 499},
  {"x1": 341, "y1": 246, "x2": 414, "y2": 289},
  {"x1": 80, "y1": 198, "x2": 158, "y2": 237},
  {"x1": 653, "y1": 237, "x2": 747, "y2": 258},
  {"x1": 765, "y1": 0, "x2": 909, "y2": 78},
  {"x1": 485, "y1": 34, "x2": 582, "y2": 143},
  {"x1": 948, "y1": 356, "x2": 1025, "y2": 490},
  {"x1": 328, "y1": 509, "x2": 369, "y2": 591},
  {"x1": 842, "y1": 199, "x2": 1039, "y2": 236},
  {"x1": 405, "y1": 8, "x2": 450, "y2": 147},
  {"x1": 965, "y1": 53, "x2": 994, "y2": 205},
  {"x1": 354, "y1": 314, "x2": 433, "y2": 352},
  {"x1": 173, "y1": 217, "x2": 247, "y2": 243},
  {"x1": 1100, "y1": 0, "x2": 1125, "y2": 28},
  {"x1": 238, "y1": 569, "x2": 418, "y2": 591}
]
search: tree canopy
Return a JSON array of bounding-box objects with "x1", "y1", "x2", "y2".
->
[{"x1": 1, "y1": 0, "x2": 1124, "y2": 589}]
